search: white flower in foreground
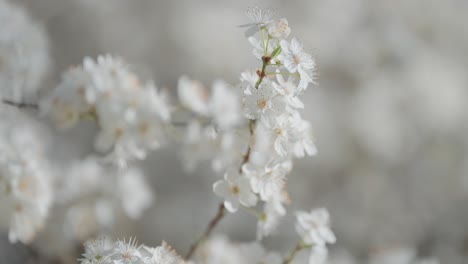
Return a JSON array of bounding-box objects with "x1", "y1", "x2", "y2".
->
[
  {"x1": 290, "y1": 113, "x2": 318, "y2": 158},
  {"x1": 144, "y1": 241, "x2": 186, "y2": 264},
  {"x1": 239, "y1": 6, "x2": 274, "y2": 37},
  {"x1": 213, "y1": 171, "x2": 257, "y2": 212},
  {"x1": 256, "y1": 114, "x2": 296, "y2": 157},
  {"x1": 113, "y1": 237, "x2": 143, "y2": 263},
  {"x1": 272, "y1": 74, "x2": 304, "y2": 110},
  {"x1": 295, "y1": 208, "x2": 336, "y2": 247},
  {"x1": 0, "y1": 108, "x2": 52, "y2": 244},
  {"x1": 279, "y1": 38, "x2": 315, "y2": 91},
  {"x1": 257, "y1": 197, "x2": 287, "y2": 240},
  {"x1": 267, "y1": 18, "x2": 291, "y2": 39},
  {"x1": 80, "y1": 237, "x2": 186, "y2": 264},
  {"x1": 243, "y1": 160, "x2": 292, "y2": 201},
  {"x1": 239, "y1": 70, "x2": 259, "y2": 95},
  {"x1": 242, "y1": 82, "x2": 286, "y2": 120},
  {"x1": 0, "y1": 0, "x2": 50, "y2": 101},
  {"x1": 80, "y1": 237, "x2": 112, "y2": 264}
]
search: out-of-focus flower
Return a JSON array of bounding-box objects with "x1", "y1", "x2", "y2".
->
[
  {"x1": 41, "y1": 55, "x2": 171, "y2": 165},
  {"x1": 0, "y1": 107, "x2": 52, "y2": 244},
  {"x1": 295, "y1": 208, "x2": 336, "y2": 246},
  {"x1": 0, "y1": 0, "x2": 50, "y2": 101}
]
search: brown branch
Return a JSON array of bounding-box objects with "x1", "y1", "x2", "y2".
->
[
  {"x1": 282, "y1": 241, "x2": 312, "y2": 264},
  {"x1": 185, "y1": 203, "x2": 226, "y2": 260},
  {"x1": 2, "y1": 99, "x2": 38, "y2": 109}
]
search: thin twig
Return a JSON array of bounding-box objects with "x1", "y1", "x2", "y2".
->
[
  {"x1": 2, "y1": 99, "x2": 39, "y2": 109},
  {"x1": 184, "y1": 203, "x2": 226, "y2": 260},
  {"x1": 283, "y1": 241, "x2": 312, "y2": 264}
]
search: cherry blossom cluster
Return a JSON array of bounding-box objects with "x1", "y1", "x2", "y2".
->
[
  {"x1": 211, "y1": 7, "x2": 318, "y2": 242},
  {"x1": 40, "y1": 55, "x2": 171, "y2": 166},
  {"x1": 0, "y1": 107, "x2": 52, "y2": 244}
]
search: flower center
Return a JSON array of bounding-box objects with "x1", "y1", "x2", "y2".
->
[
  {"x1": 293, "y1": 55, "x2": 301, "y2": 65},
  {"x1": 275, "y1": 128, "x2": 284, "y2": 136},
  {"x1": 231, "y1": 185, "x2": 240, "y2": 194},
  {"x1": 257, "y1": 99, "x2": 268, "y2": 109}
]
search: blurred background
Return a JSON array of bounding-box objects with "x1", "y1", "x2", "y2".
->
[{"x1": 2, "y1": 0, "x2": 468, "y2": 263}]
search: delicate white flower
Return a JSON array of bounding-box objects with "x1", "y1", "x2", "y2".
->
[
  {"x1": 243, "y1": 160, "x2": 292, "y2": 201},
  {"x1": 242, "y1": 82, "x2": 286, "y2": 120},
  {"x1": 0, "y1": 0, "x2": 50, "y2": 101},
  {"x1": 279, "y1": 38, "x2": 315, "y2": 91},
  {"x1": 213, "y1": 171, "x2": 257, "y2": 212},
  {"x1": 178, "y1": 76, "x2": 210, "y2": 115},
  {"x1": 144, "y1": 242, "x2": 186, "y2": 264},
  {"x1": 289, "y1": 112, "x2": 318, "y2": 158},
  {"x1": 256, "y1": 114, "x2": 296, "y2": 157},
  {"x1": 80, "y1": 237, "x2": 112, "y2": 264},
  {"x1": 239, "y1": 70, "x2": 259, "y2": 95},
  {"x1": 256, "y1": 197, "x2": 286, "y2": 240},
  {"x1": 295, "y1": 208, "x2": 336, "y2": 246},
  {"x1": 112, "y1": 237, "x2": 143, "y2": 263},
  {"x1": 267, "y1": 18, "x2": 291, "y2": 39},
  {"x1": 239, "y1": 6, "x2": 274, "y2": 37},
  {"x1": 272, "y1": 73, "x2": 304, "y2": 110}
]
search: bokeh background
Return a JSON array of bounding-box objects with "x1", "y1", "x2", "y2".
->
[{"x1": 2, "y1": 0, "x2": 468, "y2": 263}]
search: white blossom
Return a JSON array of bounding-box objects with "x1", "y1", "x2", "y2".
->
[
  {"x1": 239, "y1": 6, "x2": 275, "y2": 37},
  {"x1": 272, "y1": 74, "x2": 304, "y2": 110},
  {"x1": 267, "y1": 18, "x2": 291, "y2": 39},
  {"x1": 279, "y1": 38, "x2": 315, "y2": 91},
  {"x1": 243, "y1": 160, "x2": 292, "y2": 201},
  {"x1": 295, "y1": 208, "x2": 336, "y2": 247},
  {"x1": 256, "y1": 197, "x2": 287, "y2": 240},
  {"x1": 242, "y1": 82, "x2": 286, "y2": 120},
  {"x1": 213, "y1": 170, "x2": 257, "y2": 212},
  {"x1": 0, "y1": 108, "x2": 52, "y2": 244}
]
